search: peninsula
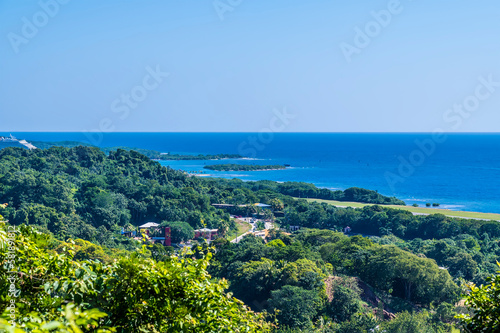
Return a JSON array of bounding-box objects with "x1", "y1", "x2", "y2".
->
[
  {"x1": 30, "y1": 140, "x2": 241, "y2": 160},
  {"x1": 204, "y1": 164, "x2": 287, "y2": 171}
]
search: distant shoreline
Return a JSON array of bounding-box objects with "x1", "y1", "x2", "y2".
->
[
  {"x1": 27, "y1": 140, "x2": 242, "y2": 161},
  {"x1": 306, "y1": 198, "x2": 500, "y2": 221},
  {"x1": 7, "y1": 136, "x2": 499, "y2": 215},
  {"x1": 203, "y1": 164, "x2": 287, "y2": 172}
]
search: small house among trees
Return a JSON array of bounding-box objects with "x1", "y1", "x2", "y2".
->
[
  {"x1": 194, "y1": 228, "x2": 218, "y2": 241},
  {"x1": 138, "y1": 222, "x2": 172, "y2": 246}
]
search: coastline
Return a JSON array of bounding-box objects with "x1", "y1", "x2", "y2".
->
[
  {"x1": 158, "y1": 159, "x2": 500, "y2": 215},
  {"x1": 203, "y1": 168, "x2": 288, "y2": 172},
  {"x1": 7, "y1": 133, "x2": 498, "y2": 215},
  {"x1": 306, "y1": 198, "x2": 500, "y2": 221}
]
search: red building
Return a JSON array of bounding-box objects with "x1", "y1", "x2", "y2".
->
[
  {"x1": 139, "y1": 222, "x2": 171, "y2": 246},
  {"x1": 164, "y1": 227, "x2": 171, "y2": 246},
  {"x1": 194, "y1": 228, "x2": 218, "y2": 241}
]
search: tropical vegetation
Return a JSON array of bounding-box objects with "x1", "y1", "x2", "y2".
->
[{"x1": 0, "y1": 146, "x2": 499, "y2": 331}]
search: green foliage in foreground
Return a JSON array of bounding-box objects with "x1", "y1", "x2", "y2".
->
[
  {"x1": 268, "y1": 285, "x2": 324, "y2": 330},
  {"x1": 458, "y1": 263, "x2": 500, "y2": 332},
  {"x1": 380, "y1": 311, "x2": 438, "y2": 333},
  {"x1": 204, "y1": 164, "x2": 287, "y2": 171},
  {"x1": 2, "y1": 146, "x2": 500, "y2": 331},
  {"x1": 0, "y1": 146, "x2": 234, "y2": 250},
  {"x1": 0, "y1": 220, "x2": 271, "y2": 332},
  {"x1": 272, "y1": 310, "x2": 455, "y2": 333},
  {"x1": 210, "y1": 229, "x2": 461, "y2": 331}
]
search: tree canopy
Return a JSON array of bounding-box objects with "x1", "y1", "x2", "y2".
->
[{"x1": 0, "y1": 221, "x2": 270, "y2": 332}]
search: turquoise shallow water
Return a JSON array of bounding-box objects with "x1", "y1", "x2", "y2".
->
[{"x1": 6, "y1": 132, "x2": 500, "y2": 213}]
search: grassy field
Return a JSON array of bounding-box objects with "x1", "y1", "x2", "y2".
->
[
  {"x1": 227, "y1": 219, "x2": 252, "y2": 241},
  {"x1": 305, "y1": 198, "x2": 500, "y2": 221}
]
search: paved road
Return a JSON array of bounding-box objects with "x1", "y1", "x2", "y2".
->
[
  {"x1": 231, "y1": 231, "x2": 252, "y2": 243},
  {"x1": 231, "y1": 218, "x2": 274, "y2": 243}
]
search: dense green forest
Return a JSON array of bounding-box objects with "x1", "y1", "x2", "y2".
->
[
  {"x1": 209, "y1": 229, "x2": 461, "y2": 331},
  {"x1": 0, "y1": 146, "x2": 404, "y2": 249},
  {"x1": 0, "y1": 146, "x2": 499, "y2": 331},
  {"x1": 207, "y1": 179, "x2": 405, "y2": 205},
  {"x1": 204, "y1": 164, "x2": 287, "y2": 171},
  {"x1": 0, "y1": 219, "x2": 270, "y2": 332}
]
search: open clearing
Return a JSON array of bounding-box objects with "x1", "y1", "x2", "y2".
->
[
  {"x1": 305, "y1": 198, "x2": 500, "y2": 221},
  {"x1": 227, "y1": 219, "x2": 252, "y2": 241}
]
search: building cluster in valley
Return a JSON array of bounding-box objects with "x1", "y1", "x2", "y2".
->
[
  {"x1": 121, "y1": 202, "x2": 280, "y2": 247},
  {"x1": 122, "y1": 222, "x2": 218, "y2": 247}
]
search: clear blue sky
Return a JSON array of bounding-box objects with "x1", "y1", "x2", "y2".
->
[{"x1": 1, "y1": 0, "x2": 499, "y2": 132}]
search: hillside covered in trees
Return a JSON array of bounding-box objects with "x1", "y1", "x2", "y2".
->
[
  {"x1": 0, "y1": 146, "x2": 499, "y2": 331},
  {"x1": 0, "y1": 218, "x2": 270, "y2": 332},
  {"x1": 0, "y1": 146, "x2": 403, "y2": 248}
]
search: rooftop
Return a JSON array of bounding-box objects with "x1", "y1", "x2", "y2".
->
[
  {"x1": 139, "y1": 222, "x2": 160, "y2": 229},
  {"x1": 194, "y1": 228, "x2": 218, "y2": 233}
]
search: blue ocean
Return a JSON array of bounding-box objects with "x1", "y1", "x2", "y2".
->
[{"x1": 6, "y1": 133, "x2": 500, "y2": 214}]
